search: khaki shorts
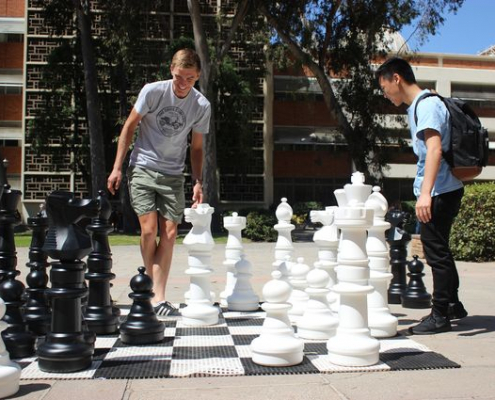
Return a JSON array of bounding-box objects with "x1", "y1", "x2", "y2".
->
[{"x1": 127, "y1": 166, "x2": 185, "y2": 223}]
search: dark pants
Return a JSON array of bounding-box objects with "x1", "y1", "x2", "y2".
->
[{"x1": 420, "y1": 188, "x2": 464, "y2": 316}]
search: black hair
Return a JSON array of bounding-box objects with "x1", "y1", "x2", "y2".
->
[{"x1": 375, "y1": 57, "x2": 416, "y2": 84}]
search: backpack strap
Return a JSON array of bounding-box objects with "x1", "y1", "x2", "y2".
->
[{"x1": 413, "y1": 91, "x2": 450, "y2": 163}]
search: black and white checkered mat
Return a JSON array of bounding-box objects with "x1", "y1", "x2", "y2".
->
[{"x1": 17, "y1": 305, "x2": 460, "y2": 379}]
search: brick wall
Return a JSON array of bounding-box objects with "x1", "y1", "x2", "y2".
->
[
  {"x1": 0, "y1": 146, "x2": 21, "y2": 174},
  {"x1": 0, "y1": 0, "x2": 24, "y2": 17},
  {"x1": 273, "y1": 150, "x2": 351, "y2": 178},
  {"x1": 0, "y1": 42, "x2": 23, "y2": 69},
  {"x1": 0, "y1": 94, "x2": 22, "y2": 120}
]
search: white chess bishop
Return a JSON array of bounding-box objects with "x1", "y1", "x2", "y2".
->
[{"x1": 251, "y1": 271, "x2": 304, "y2": 367}]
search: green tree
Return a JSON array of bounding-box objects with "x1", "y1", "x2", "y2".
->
[{"x1": 257, "y1": 0, "x2": 464, "y2": 180}]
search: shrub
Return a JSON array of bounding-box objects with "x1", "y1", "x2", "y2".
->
[
  {"x1": 450, "y1": 182, "x2": 495, "y2": 262},
  {"x1": 291, "y1": 201, "x2": 324, "y2": 226},
  {"x1": 243, "y1": 210, "x2": 278, "y2": 242}
]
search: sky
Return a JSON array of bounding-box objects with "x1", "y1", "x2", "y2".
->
[{"x1": 400, "y1": 0, "x2": 495, "y2": 55}]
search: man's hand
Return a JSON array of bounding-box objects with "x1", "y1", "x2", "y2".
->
[
  {"x1": 191, "y1": 181, "x2": 203, "y2": 208},
  {"x1": 107, "y1": 169, "x2": 122, "y2": 195},
  {"x1": 416, "y1": 192, "x2": 432, "y2": 223}
]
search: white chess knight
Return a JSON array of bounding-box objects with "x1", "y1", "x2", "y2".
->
[
  {"x1": 0, "y1": 297, "x2": 21, "y2": 398},
  {"x1": 220, "y1": 212, "x2": 246, "y2": 307},
  {"x1": 310, "y1": 206, "x2": 339, "y2": 311},
  {"x1": 226, "y1": 254, "x2": 259, "y2": 311},
  {"x1": 297, "y1": 267, "x2": 338, "y2": 340},
  {"x1": 251, "y1": 271, "x2": 304, "y2": 367},
  {"x1": 326, "y1": 172, "x2": 380, "y2": 367},
  {"x1": 182, "y1": 204, "x2": 219, "y2": 326},
  {"x1": 365, "y1": 186, "x2": 398, "y2": 338}
]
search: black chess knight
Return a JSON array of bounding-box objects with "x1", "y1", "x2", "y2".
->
[{"x1": 37, "y1": 191, "x2": 99, "y2": 373}]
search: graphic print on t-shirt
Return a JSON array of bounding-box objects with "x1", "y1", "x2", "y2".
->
[{"x1": 156, "y1": 106, "x2": 187, "y2": 137}]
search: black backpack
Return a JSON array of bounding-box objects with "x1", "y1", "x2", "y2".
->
[{"x1": 414, "y1": 92, "x2": 489, "y2": 181}]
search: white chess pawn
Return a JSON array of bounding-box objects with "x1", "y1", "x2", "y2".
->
[
  {"x1": 251, "y1": 271, "x2": 304, "y2": 367},
  {"x1": 287, "y1": 257, "x2": 310, "y2": 322},
  {"x1": 297, "y1": 268, "x2": 338, "y2": 340},
  {"x1": 0, "y1": 297, "x2": 21, "y2": 398},
  {"x1": 182, "y1": 204, "x2": 219, "y2": 326},
  {"x1": 226, "y1": 254, "x2": 259, "y2": 311}
]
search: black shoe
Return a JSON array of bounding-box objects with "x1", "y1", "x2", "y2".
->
[
  {"x1": 409, "y1": 312, "x2": 452, "y2": 335},
  {"x1": 448, "y1": 302, "x2": 468, "y2": 320},
  {"x1": 153, "y1": 301, "x2": 181, "y2": 317}
]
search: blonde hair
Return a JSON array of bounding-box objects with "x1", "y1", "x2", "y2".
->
[{"x1": 171, "y1": 48, "x2": 201, "y2": 71}]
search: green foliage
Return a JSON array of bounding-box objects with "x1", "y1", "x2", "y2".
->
[
  {"x1": 401, "y1": 200, "x2": 418, "y2": 234},
  {"x1": 291, "y1": 201, "x2": 324, "y2": 226},
  {"x1": 241, "y1": 209, "x2": 278, "y2": 242},
  {"x1": 450, "y1": 183, "x2": 495, "y2": 262}
]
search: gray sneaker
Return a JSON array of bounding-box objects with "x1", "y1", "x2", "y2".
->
[{"x1": 153, "y1": 301, "x2": 181, "y2": 317}]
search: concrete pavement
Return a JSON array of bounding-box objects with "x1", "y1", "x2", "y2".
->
[{"x1": 7, "y1": 241, "x2": 495, "y2": 400}]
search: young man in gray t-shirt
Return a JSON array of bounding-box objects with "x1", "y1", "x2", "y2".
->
[{"x1": 107, "y1": 48, "x2": 211, "y2": 316}]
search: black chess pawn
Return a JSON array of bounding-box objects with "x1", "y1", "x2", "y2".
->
[
  {"x1": 385, "y1": 208, "x2": 411, "y2": 304},
  {"x1": 23, "y1": 211, "x2": 50, "y2": 335},
  {"x1": 119, "y1": 267, "x2": 165, "y2": 345},
  {"x1": 0, "y1": 271, "x2": 36, "y2": 358},
  {"x1": 37, "y1": 191, "x2": 99, "y2": 373},
  {"x1": 402, "y1": 255, "x2": 432, "y2": 309},
  {"x1": 84, "y1": 190, "x2": 120, "y2": 335}
]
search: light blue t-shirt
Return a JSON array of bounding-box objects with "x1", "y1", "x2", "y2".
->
[
  {"x1": 407, "y1": 90, "x2": 463, "y2": 198},
  {"x1": 130, "y1": 80, "x2": 211, "y2": 175}
]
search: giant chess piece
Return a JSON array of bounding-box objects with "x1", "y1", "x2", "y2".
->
[
  {"x1": 226, "y1": 254, "x2": 259, "y2": 311},
  {"x1": 273, "y1": 198, "x2": 295, "y2": 274},
  {"x1": 119, "y1": 267, "x2": 165, "y2": 344},
  {"x1": 0, "y1": 271, "x2": 36, "y2": 358},
  {"x1": 0, "y1": 297, "x2": 21, "y2": 398},
  {"x1": 23, "y1": 210, "x2": 50, "y2": 335},
  {"x1": 182, "y1": 204, "x2": 219, "y2": 326},
  {"x1": 385, "y1": 208, "x2": 411, "y2": 304},
  {"x1": 402, "y1": 255, "x2": 432, "y2": 309},
  {"x1": 37, "y1": 191, "x2": 99, "y2": 373},
  {"x1": 85, "y1": 190, "x2": 120, "y2": 334},
  {"x1": 0, "y1": 179, "x2": 22, "y2": 281},
  {"x1": 365, "y1": 187, "x2": 398, "y2": 338},
  {"x1": 251, "y1": 271, "x2": 304, "y2": 367},
  {"x1": 297, "y1": 267, "x2": 338, "y2": 340},
  {"x1": 310, "y1": 206, "x2": 339, "y2": 311},
  {"x1": 287, "y1": 257, "x2": 310, "y2": 322},
  {"x1": 220, "y1": 212, "x2": 246, "y2": 307},
  {"x1": 327, "y1": 172, "x2": 380, "y2": 367}
]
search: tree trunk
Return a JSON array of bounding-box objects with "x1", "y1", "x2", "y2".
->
[{"x1": 73, "y1": 0, "x2": 106, "y2": 197}]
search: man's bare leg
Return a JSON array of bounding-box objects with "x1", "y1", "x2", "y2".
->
[{"x1": 137, "y1": 212, "x2": 177, "y2": 304}]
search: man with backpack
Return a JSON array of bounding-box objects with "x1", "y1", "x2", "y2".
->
[{"x1": 376, "y1": 57, "x2": 467, "y2": 334}]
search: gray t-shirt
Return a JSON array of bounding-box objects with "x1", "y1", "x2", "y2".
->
[{"x1": 129, "y1": 80, "x2": 211, "y2": 175}]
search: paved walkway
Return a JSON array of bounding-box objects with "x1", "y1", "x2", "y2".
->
[{"x1": 7, "y1": 242, "x2": 495, "y2": 400}]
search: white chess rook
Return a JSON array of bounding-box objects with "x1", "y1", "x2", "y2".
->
[
  {"x1": 365, "y1": 187, "x2": 398, "y2": 338},
  {"x1": 220, "y1": 212, "x2": 246, "y2": 307},
  {"x1": 297, "y1": 268, "x2": 338, "y2": 340},
  {"x1": 0, "y1": 298, "x2": 20, "y2": 398},
  {"x1": 226, "y1": 254, "x2": 259, "y2": 311},
  {"x1": 327, "y1": 172, "x2": 380, "y2": 367},
  {"x1": 251, "y1": 271, "x2": 304, "y2": 367},
  {"x1": 182, "y1": 204, "x2": 219, "y2": 326}
]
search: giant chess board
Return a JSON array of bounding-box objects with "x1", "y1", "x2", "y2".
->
[{"x1": 17, "y1": 304, "x2": 460, "y2": 380}]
